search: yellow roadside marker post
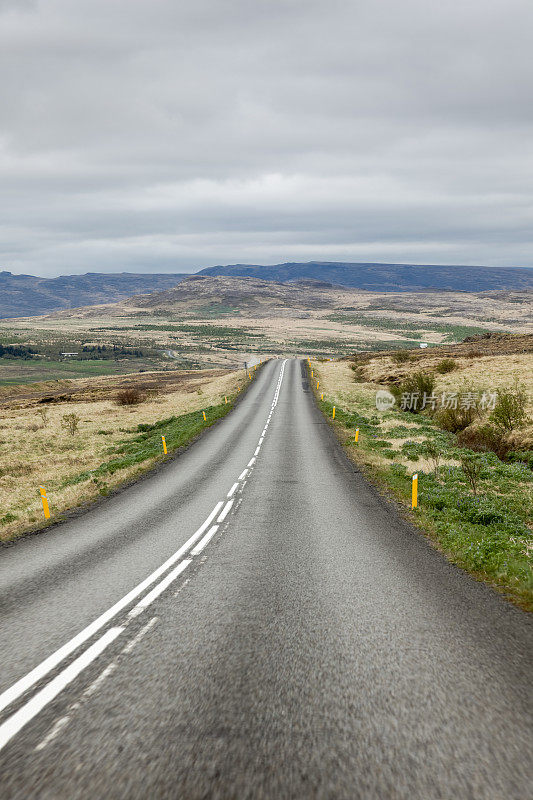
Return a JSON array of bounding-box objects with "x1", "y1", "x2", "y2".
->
[
  {"x1": 248, "y1": 372, "x2": 252, "y2": 380},
  {"x1": 39, "y1": 486, "x2": 50, "y2": 519},
  {"x1": 355, "y1": 428, "x2": 359, "y2": 443},
  {"x1": 161, "y1": 436, "x2": 167, "y2": 454},
  {"x1": 311, "y1": 370, "x2": 313, "y2": 378},
  {"x1": 316, "y1": 380, "x2": 319, "y2": 390},
  {"x1": 412, "y1": 473, "x2": 418, "y2": 509},
  {"x1": 225, "y1": 396, "x2": 228, "y2": 404},
  {"x1": 332, "y1": 406, "x2": 336, "y2": 419},
  {"x1": 320, "y1": 392, "x2": 324, "y2": 401},
  {"x1": 202, "y1": 411, "x2": 207, "y2": 421}
]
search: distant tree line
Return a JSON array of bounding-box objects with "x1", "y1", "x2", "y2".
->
[
  {"x1": 80, "y1": 344, "x2": 150, "y2": 359},
  {"x1": 0, "y1": 344, "x2": 38, "y2": 359}
]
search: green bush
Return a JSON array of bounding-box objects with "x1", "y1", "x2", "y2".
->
[
  {"x1": 490, "y1": 385, "x2": 528, "y2": 431},
  {"x1": 390, "y1": 372, "x2": 436, "y2": 414},
  {"x1": 435, "y1": 358, "x2": 457, "y2": 374},
  {"x1": 391, "y1": 350, "x2": 412, "y2": 364},
  {"x1": 61, "y1": 412, "x2": 80, "y2": 435},
  {"x1": 508, "y1": 450, "x2": 533, "y2": 470},
  {"x1": 435, "y1": 405, "x2": 478, "y2": 433},
  {"x1": 459, "y1": 451, "x2": 485, "y2": 494},
  {"x1": 456, "y1": 423, "x2": 512, "y2": 460}
]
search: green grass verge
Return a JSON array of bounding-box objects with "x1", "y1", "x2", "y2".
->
[
  {"x1": 314, "y1": 382, "x2": 533, "y2": 610},
  {"x1": 60, "y1": 400, "x2": 235, "y2": 490}
]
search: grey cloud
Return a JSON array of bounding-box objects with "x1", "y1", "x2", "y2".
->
[{"x1": 0, "y1": 0, "x2": 532, "y2": 277}]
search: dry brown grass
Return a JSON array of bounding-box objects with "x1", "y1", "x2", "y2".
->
[
  {"x1": 313, "y1": 349, "x2": 533, "y2": 466},
  {"x1": 0, "y1": 367, "x2": 243, "y2": 541}
]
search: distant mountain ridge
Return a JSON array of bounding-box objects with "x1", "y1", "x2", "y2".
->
[
  {"x1": 0, "y1": 271, "x2": 187, "y2": 318},
  {"x1": 0, "y1": 261, "x2": 532, "y2": 319},
  {"x1": 198, "y1": 261, "x2": 533, "y2": 292}
]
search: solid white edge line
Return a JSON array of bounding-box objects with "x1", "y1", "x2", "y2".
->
[
  {"x1": 190, "y1": 525, "x2": 219, "y2": 555},
  {"x1": 217, "y1": 499, "x2": 234, "y2": 522},
  {"x1": 0, "y1": 501, "x2": 224, "y2": 716},
  {"x1": 0, "y1": 626, "x2": 124, "y2": 753},
  {"x1": 227, "y1": 482, "x2": 239, "y2": 498},
  {"x1": 130, "y1": 560, "x2": 192, "y2": 614}
]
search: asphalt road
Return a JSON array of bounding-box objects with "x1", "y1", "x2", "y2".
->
[{"x1": 0, "y1": 358, "x2": 531, "y2": 799}]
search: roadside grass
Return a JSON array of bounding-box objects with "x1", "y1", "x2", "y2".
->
[
  {"x1": 311, "y1": 359, "x2": 533, "y2": 610},
  {"x1": 60, "y1": 403, "x2": 232, "y2": 487},
  {"x1": 0, "y1": 365, "x2": 259, "y2": 542}
]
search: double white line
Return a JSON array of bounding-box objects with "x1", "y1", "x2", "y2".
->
[{"x1": 0, "y1": 359, "x2": 287, "y2": 753}]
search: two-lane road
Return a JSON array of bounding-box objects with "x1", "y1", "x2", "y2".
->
[{"x1": 0, "y1": 359, "x2": 531, "y2": 799}]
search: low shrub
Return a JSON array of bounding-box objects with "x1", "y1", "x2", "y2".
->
[
  {"x1": 391, "y1": 350, "x2": 412, "y2": 364},
  {"x1": 435, "y1": 358, "x2": 457, "y2": 374},
  {"x1": 61, "y1": 412, "x2": 80, "y2": 435},
  {"x1": 490, "y1": 385, "x2": 528, "y2": 432},
  {"x1": 507, "y1": 450, "x2": 533, "y2": 470},
  {"x1": 435, "y1": 405, "x2": 479, "y2": 433},
  {"x1": 457, "y1": 423, "x2": 512, "y2": 460},
  {"x1": 459, "y1": 451, "x2": 485, "y2": 494},
  {"x1": 390, "y1": 372, "x2": 436, "y2": 414},
  {"x1": 116, "y1": 388, "x2": 145, "y2": 406},
  {"x1": 421, "y1": 440, "x2": 442, "y2": 476},
  {"x1": 351, "y1": 364, "x2": 366, "y2": 382}
]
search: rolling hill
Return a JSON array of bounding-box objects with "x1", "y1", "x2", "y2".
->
[{"x1": 1, "y1": 262, "x2": 532, "y2": 319}]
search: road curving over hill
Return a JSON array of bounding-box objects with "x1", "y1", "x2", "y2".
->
[{"x1": 0, "y1": 359, "x2": 531, "y2": 798}]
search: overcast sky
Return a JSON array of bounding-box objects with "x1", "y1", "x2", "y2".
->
[{"x1": 1, "y1": 0, "x2": 532, "y2": 277}]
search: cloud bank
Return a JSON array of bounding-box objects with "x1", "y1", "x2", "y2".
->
[{"x1": 1, "y1": 0, "x2": 532, "y2": 276}]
